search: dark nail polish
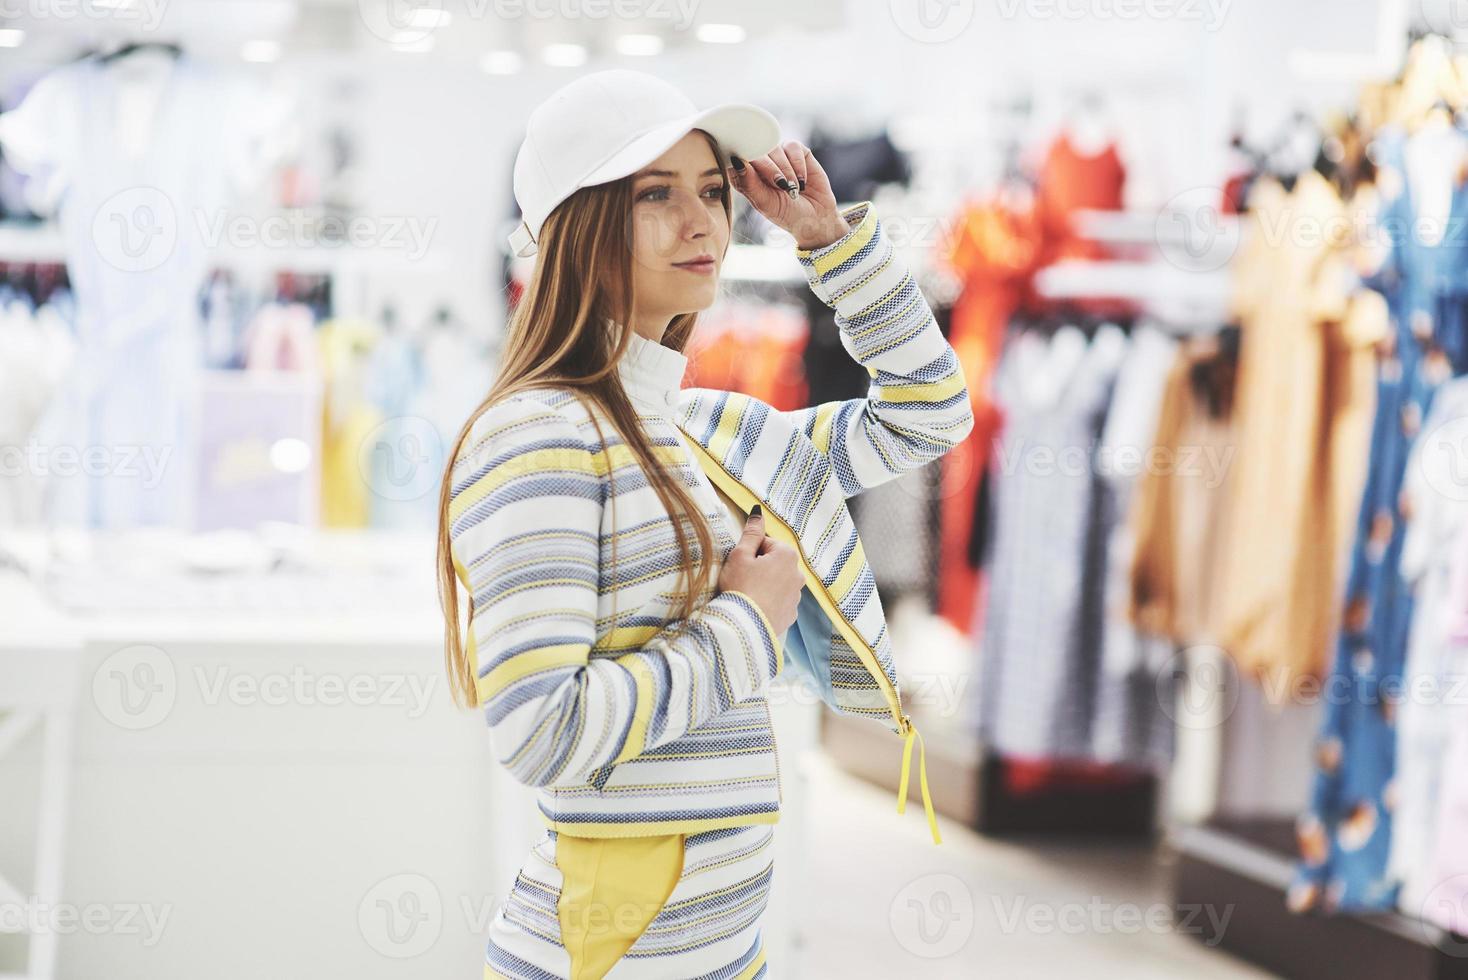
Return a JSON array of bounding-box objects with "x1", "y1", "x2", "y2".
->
[
  {"x1": 751, "y1": 504, "x2": 762, "y2": 519},
  {"x1": 774, "y1": 176, "x2": 791, "y2": 191},
  {"x1": 798, "y1": 178, "x2": 806, "y2": 191},
  {"x1": 730, "y1": 154, "x2": 745, "y2": 171}
]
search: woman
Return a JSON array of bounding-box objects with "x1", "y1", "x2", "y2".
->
[{"x1": 438, "y1": 70, "x2": 973, "y2": 979}]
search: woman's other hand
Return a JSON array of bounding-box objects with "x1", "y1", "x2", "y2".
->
[{"x1": 718, "y1": 506, "x2": 804, "y2": 636}]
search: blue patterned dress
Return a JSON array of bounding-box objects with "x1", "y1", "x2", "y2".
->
[{"x1": 1291, "y1": 125, "x2": 1468, "y2": 913}]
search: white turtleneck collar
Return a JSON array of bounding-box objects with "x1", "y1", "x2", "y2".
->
[{"x1": 616, "y1": 329, "x2": 689, "y2": 413}]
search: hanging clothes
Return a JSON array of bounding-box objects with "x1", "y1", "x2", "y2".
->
[
  {"x1": 683, "y1": 300, "x2": 808, "y2": 411},
  {"x1": 974, "y1": 323, "x2": 1128, "y2": 763},
  {"x1": 1086, "y1": 324, "x2": 1179, "y2": 770},
  {"x1": 1214, "y1": 171, "x2": 1387, "y2": 690},
  {"x1": 1419, "y1": 515, "x2": 1468, "y2": 934},
  {"x1": 0, "y1": 52, "x2": 271, "y2": 529},
  {"x1": 0, "y1": 289, "x2": 75, "y2": 527},
  {"x1": 317, "y1": 317, "x2": 383, "y2": 527},
  {"x1": 1292, "y1": 123, "x2": 1468, "y2": 915},
  {"x1": 936, "y1": 194, "x2": 1043, "y2": 636},
  {"x1": 363, "y1": 316, "x2": 431, "y2": 529},
  {"x1": 1035, "y1": 130, "x2": 1126, "y2": 265},
  {"x1": 1128, "y1": 336, "x2": 1238, "y2": 648},
  {"x1": 1387, "y1": 377, "x2": 1468, "y2": 914}
]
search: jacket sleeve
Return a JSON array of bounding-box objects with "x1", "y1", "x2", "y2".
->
[
  {"x1": 447, "y1": 395, "x2": 783, "y2": 789},
  {"x1": 781, "y1": 201, "x2": 976, "y2": 498}
]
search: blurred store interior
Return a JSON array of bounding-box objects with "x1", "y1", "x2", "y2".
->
[{"x1": 4, "y1": 0, "x2": 1468, "y2": 977}]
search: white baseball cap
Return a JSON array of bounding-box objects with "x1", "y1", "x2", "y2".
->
[{"x1": 507, "y1": 69, "x2": 781, "y2": 257}]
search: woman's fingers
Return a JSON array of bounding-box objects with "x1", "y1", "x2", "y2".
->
[
  {"x1": 730, "y1": 156, "x2": 780, "y2": 210},
  {"x1": 784, "y1": 140, "x2": 809, "y2": 190},
  {"x1": 744, "y1": 154, "x2": 783, "y2": 190},
  {"x1": 766, "y1": 145, "x2": 800, "y2": 191}
]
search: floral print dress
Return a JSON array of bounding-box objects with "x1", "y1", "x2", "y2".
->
[{"x1": 1291, "y1": 123, "x2": 1468, "y2": 913}]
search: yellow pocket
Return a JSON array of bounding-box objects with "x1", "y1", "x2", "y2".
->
[{"x1": 556, "y1": 832, "x2": 685, "y2": 979}]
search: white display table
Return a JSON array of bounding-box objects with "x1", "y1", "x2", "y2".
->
[{"x1": 0, "y1": 529, "x2": 817, "y2": 979}]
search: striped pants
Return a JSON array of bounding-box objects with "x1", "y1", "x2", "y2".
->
[{"x1": 484, "y1": 823, "x2": 775, "y2": 979}]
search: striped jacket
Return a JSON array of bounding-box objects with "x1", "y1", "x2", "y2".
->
[{"x1": 448, "y1": 201, "x2": 973, "y2": 843}]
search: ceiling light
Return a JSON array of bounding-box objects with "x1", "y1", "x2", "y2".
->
[
  {"x1": 616, "y1": 33, "x2": 663, "y2": 56},
  {"x1": 481, "y1": 50, "x2": 523, "y2": 74},
  {"x1": 542, "y1": 43, "x2": 587, "y2": 67},
  {"x1": 0, "y1": 28, "x2": 23, "y2": 48},
  {"x1": 241, "y1": 40, "x2": 281, "y2": 63},
  {"x1": 696, "y1": 23, "x2": 745, "y2": 43},
  {"x1": 481, "y1": 49, "x2": 522, "y2": 74}
]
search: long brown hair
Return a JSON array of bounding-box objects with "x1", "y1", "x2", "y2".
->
[{"x1": 436, "y1": 131, "x2": 733, "y2": 710}]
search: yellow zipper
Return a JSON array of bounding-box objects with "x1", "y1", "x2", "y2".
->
[
  {"x1": 675, "y1": 425, "x2": 941, "y2": 845},
  {"x1": 675, "y1": 427, "x2": 905, "y2": 729}
]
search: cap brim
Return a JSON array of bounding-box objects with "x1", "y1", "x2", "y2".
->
[{"x1": 581, "y1": 102, "x2": 781, "y2": 186}]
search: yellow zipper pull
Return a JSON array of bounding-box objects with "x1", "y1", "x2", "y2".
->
[{"x1": 895, "y1": 716, "x2": 942, "y2": 845}]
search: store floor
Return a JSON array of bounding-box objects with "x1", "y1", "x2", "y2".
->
[{"x1": 790, "y1": 754, "x2": 1277, "y2": 979}]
